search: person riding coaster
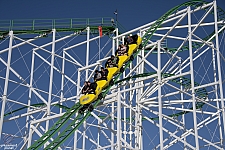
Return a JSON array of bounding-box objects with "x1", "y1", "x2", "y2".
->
[
  {"x1": 81, "y1": 81, "x2": 90, "y2": 95},
  {"x1": 105, "y1": 56, "x2": 120, "y2": 81},
  {"x1": 94, "y1": 67, "x2": 110, "y2": 89},
  {"x1": 116, "y1": 44, "x2": 129, "y2": 56},
  {"x1": 124, "y1": 34, "x2": 139, "y2": 45}
]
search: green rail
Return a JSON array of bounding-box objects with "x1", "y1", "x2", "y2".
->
[
  {"x1": 43, "y1": 51, "x2": 142, "y2": 149},
  {"x1": 146, "y1": 1, "x2": 225, "y2": 53},
  {"x1": 27, "y1": 0, "x2": 225, "y2": 149},
  {"x1": 115, "y1": 73, "x2": 207, "y2": 100},
  {"x1": 116, "y1": 72, "x2": 207, "y2": 120},
  {"x1": 0, "y1": 17, "x2": 125, "y2": 37},
  {"x1": 27, "y1": 103, "x2": 82, "y2": 150},
  {"x1": 4, "y1": 103, "x2": 70, "y2": 117},
  {"x1": 94, "y1": 72, "x2": 208, "y2": 122}
]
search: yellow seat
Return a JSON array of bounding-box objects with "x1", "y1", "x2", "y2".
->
[
  {"x1": 96, "y1": 80, "x2": 108, "y2": 89},
  {"x1": 137, "y1": 36, "x2": 142, "y2": 46},
  {"x1": 118, "y1": 55, "x2": 129, "y2": 68},
  {"x1": 80, "y1": 85, "x2": 102, "y2": 105},
  {"x1": 127, "y1": 44, "x2": 137, "y2": 56},
  {"x1": 107, "y1": 67, "x2": 118, "y2": 80},
  {"x1": 113, "y1": 55, "x2": 128, "y2": 74}
]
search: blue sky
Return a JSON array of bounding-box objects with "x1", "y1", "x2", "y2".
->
[
  {"x1": 0, "y1": 0, "x2": 225, "y2": 149},
  {"x1": 0, "y1": 0, "x2": 224, "y2": 31}
]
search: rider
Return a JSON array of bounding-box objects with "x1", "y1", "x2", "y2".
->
[
  {"x1": 118, "y1": 44, "x2": 128, "y2": 56},
  {"x1": 100, "y1": 67, "x2": 108, "y2": 80},
  {"x1": 125, "y1": 34, "x2": 138, "y2": 45},
  {"x1": 94, "y1": 70, "x2": 102, "y2": 81},
  {"x1": 111, "y1": 55, "x2": 119, "y2": 67},
  {"x1": 105, "y1": 55, "x2": 119, "y2": 68},
  {"x1": 105, "y1": 57, "x2": 112, "y2": 68},
  {"x1": 87, "y1": 81, "x2": 97, "y2": 94},
  {"x1": 81, "y1": 81, "x2": 90, "y2": 95}
]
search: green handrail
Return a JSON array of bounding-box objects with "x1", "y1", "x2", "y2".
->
[{"x1": 0, "y1": 17, "x2": 127, "y2": 36}]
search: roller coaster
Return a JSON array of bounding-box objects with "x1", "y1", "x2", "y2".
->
[{"x1": 1, "y1": 0, "x2": 225, "y2": 149}]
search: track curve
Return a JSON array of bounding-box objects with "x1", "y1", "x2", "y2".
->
[{"x1": 25, "y1": 0, "x2": 225, "y2": 149}]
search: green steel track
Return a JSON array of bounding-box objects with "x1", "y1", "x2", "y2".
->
[
  {"x1": 4, "y1": 103, "x2": 70, "y2": 117},
  {"x1": 20, "y1": 0, "x2": 224, "y2": 149},
  {"x1": 115, "y1": 72, "x2": 207, "y2": 120}
]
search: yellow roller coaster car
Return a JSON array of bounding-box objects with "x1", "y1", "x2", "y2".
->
[
  {"x1": 80, "y1": 84, "x2": 102, "y2": 105},
  {"x1": 79, "y1": 35, "x2": 142, "y2": 107}
]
